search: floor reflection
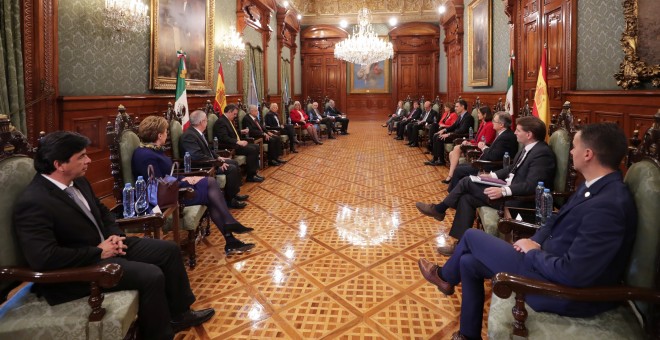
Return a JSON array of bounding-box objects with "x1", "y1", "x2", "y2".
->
[{"x1": 335, "y1": 205, "x2": 400, "y2": 246}]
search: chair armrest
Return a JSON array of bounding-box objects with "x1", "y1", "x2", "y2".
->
[
  {"x1": 497, "y1": 218, "x2": 540, "y2": 235},
  {"x1": 173, "y1": 167, "x2": 216, "y2": 177},
  {"x1": 452, "y1": 135, "x2": 469, "y2": 145},
  {"x1": 492, "y1": 272, "x2": 660, "y2": 303},
  {"x1": 461, "y1": 144, "x2": 479, "y2": 153},
  {"x1": 218, "y1": 149, "x2": 234, "y2": 158},
  {"x1": 0, "y1": 263, "x2": 122, "y2": 289},
  {"x1": 471, "y1": 159, "x2": 502, "y2": 168}
]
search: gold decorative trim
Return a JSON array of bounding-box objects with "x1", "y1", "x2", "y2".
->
[
  {"x1": 614, "y1": 0, "x2": 660, "y2": 89},
  {"x1": 467, "y1": 0, "x2": 492, "y2": 87}
]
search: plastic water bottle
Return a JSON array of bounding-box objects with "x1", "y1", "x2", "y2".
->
[
  {"x1": 542, "y1": 188, "x2": 553, "y2": 224},
  {"x1": 481, "y1": 135, "x2": 486, "y2": 143},
  {"x1": 134, "y1": 176, "x2": 148, "y2": 216},
  {"x1": 535, "y1": 182, "x2": 545, "y2": 224},
  {"x1": 122, "y1": 183, "x2": 135, "y2": 218},
  {"x1": 502, "y1": 152, "x2": 511, "y2": 168},
  {"x1": 468, "y1": 127, "x2": 474, "y2": 140},
  {"x1": 287, "y1": 115, "x2": 292, "y2": 125},
  {"x1": 184, "y1": 151, "x2": 192, "y2": 172},
  {"x1": 213, "y1": 137, "x2": 219, "y2": 154}
]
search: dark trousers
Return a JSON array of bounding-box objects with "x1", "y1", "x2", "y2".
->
[
  {"x1": 448, "y1": 163, "x2": 480, "y2": 191},
  {"x1": 334, "y1": 117, "x2": 349, "y2": 132},
  {"x1": 441, "y1": 229, "x2": 526, "y2": 339},
  {"x1": 432, "y1": 134, "x2": 449, "y2": 163},
  {"x1": 427, "y1": 124, "x2": 440, "y2": 150},
  {"x1": 235, "y1": 143, "x2": 260, "y2": 177},
  {"x1": 218, "y1": 158, "x2": 240, "y2": 201},
  {"x1": 265, "y1": 135, "x2": 283, "y2": 161},
  {"x1": 438, "y1": 176, "x2": 500, "y2": 239},
  {"x1": 105, "y1": 237, "x2": 195, "y2": 340},
  {"x1": 397, "y1": 120, "x2": 412, "y2": 138},
  {"x1": 408, "y1": 123, "x2": 426, "y2": 145},
  {"x1": 319, "y1": 118, "x2": 334, "y2": 137}
]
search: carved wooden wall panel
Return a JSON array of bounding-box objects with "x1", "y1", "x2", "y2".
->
[{"x1": 301, "y1": 26, "x2": 347, "y2": 110}]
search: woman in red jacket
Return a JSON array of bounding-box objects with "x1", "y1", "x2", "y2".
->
[
  {"x1": 290, "y1": 101, "x2": 322, "y2": 145},
  {"x1": 443, "y1": 106, "x2": 496, "y2": 183}
]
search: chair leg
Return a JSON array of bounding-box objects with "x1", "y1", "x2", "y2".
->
[
  {"x1": 186, "y1": 230, "x2": 196, "y2": 269},
  {"x1": 512, "y1": 293, "x2": 529, "y2": 338}
]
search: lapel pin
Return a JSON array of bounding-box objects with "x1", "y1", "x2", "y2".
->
[{"x1": 584, "y1": 192, "x2": 590, "y2": 198}]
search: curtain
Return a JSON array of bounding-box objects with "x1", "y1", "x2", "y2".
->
[
  {"x1": 252, "y1": 46, "x2": 264, "y2": 102},
  {"x1": 0, "y1": 0, "x2": 26, "y2": 134},
  {"x1": 281, "y1": 58, "x2": 291, "y2": 121},
  {"x1": 242, "y1": 46, "x2": 254, "y2": 107}
]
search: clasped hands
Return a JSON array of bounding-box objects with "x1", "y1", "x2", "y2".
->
[
  {"x1": 513, "y1": 238, "x2": 541, "y2": 253},
  {"x1": 98, "y1": 235, "x2": 127, "y2": 259}
]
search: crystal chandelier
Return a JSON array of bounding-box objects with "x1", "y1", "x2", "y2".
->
[
  {"x1": 103, "y1": 0, "x2": 149, "y2": 44},
  {"x1": 217, "y1": 26, "x2": 247, "y2": 62},
  {"x1": 334, "y1": 8, "x2": 394, "y2": 66}
]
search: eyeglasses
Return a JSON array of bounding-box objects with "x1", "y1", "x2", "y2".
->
[{"x1": 493, "y1": 120, "x2": 502, "y2": 124}]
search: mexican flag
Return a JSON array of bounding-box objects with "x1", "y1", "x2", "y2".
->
[
  {"x1": 213, "y1": 61, "x2": 227, "y2": 114},
  {"x1": 532, "y1": 46, "x2": 549, "y2": 130},
  {"x1": 505, "y1": 56, "x2": 514, "y2": 116},
  {"x1": 175, "y1": 50, "x2": 190, "y2": 130}
]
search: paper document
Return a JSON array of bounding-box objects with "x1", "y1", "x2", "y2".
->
[{"x1": 469, "y1": 175, "x2": 507, "y2": 187}]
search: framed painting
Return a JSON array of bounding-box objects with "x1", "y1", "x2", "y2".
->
[
  {"x1": 467, "y1": 0, "x2": 492, "y2": 87},
  {"x1": 348, "y1": 60, "x2": 391, "y2": 94},
  {"x1": 150, "y1": 0, "x2": 215, "y2": 91},
  {"x1": 614, "y1": 0, "x2": 660, "y2": 89}
]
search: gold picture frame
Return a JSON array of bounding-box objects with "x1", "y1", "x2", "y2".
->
[
  {"x1": 348, "y1": 60, "x2": 391, "y2": 94},
  {"x1": 149, "y1": 0, "x2": 215, "y2": 91},
  {"x1": 467, "y1": 0, "x2": 492, "y2": 87},
  {"x1": 614, "y1": 0, "x2": 660, "y2": 89}
]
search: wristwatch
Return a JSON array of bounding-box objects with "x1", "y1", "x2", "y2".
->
[{"x1": 501, "y1": 187, "x2": 507, "y2": 197}]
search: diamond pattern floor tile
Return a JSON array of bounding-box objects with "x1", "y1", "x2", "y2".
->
[{"x1": 165, "y1": 121, "x2": 491, "y2": 339}]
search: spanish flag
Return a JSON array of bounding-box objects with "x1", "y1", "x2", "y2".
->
[
  {"x1": 532, "y1": 46, "x2": 549, "y2": 130},
  {"x1": 213, "y1": 62, "x2": 227, "y2": 113}
]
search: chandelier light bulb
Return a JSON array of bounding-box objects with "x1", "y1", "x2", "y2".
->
[
  {"x1": 388, "y1": 17, "x2": 397, "y2": 26},
  {"x1": 339, "y1": 19, "x2": 348, "y2": 28},
  {"x1": 283, "y1": 1, "x2": 289, "y2": 7},
  {"x1": 297, "y1": 14, "x2": 302, "y2": 20},
  {"x1": 438, "y1": 5, "x2": 446, "y2": 14}
]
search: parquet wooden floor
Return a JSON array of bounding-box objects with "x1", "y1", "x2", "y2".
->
[{"x1": 176, "y1": 121, "x2": 491, "y2": 339}]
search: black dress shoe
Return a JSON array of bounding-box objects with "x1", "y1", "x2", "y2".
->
[
  {"x1": 341, "y1": 131, "x2": 348, "y2": 135},
  {"x1": 171, "y1": 308, "x2": 215, "y2": 333},
  {"x1": 268, "y1": 160, "x2": 281, "y2": 166},
  {"x1": 235, "y1": 194, "x2": 249, "y2": 201},
  {"x1": 290, "y1": 149, "x2": 299, "y2": 153},
  {"x1": 225, "y1": 240, "x2": 256, "y2": 255},
  {"x1": 424, "y1": 160, "x2": 439, "y2": 166},
  {"x1": 408, "y1": 143, "x2": 418, "y2": 147},
  {"x1": 247, "y1": 176, "x2": 264, "y2": 183},
  {"x1": 441, "y1": 177, "x2": 452, "y2": 184},
  {"x1": 328, "y1": 136, "x2": 336, "y2": 139},
  {"x1": 226, "y1": 223, "x2": 254, "y2": 234},
  {"x1": 228, "y1": 199, "x2": 247, "y2": 209},
  {"x1": 275, "y1": 159, "x2": 287, "y2": 164}
]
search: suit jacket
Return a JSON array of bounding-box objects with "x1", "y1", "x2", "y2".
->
[
  {"x1": 523, "y1": 171, "x2": 636, "y2": 316},
  {"x1": 409, "y1": 107, "x2": 422, "y2": 120},
  {"x1": 212, "y1": 114, "x2": 241, "y2": 149},
  {"x1": 180, "y1": 127, "x2": 216, "y2": 162},
  {"x1": 446, "y1": 111, "x2": 475, "y2": 135},
  {"x1": 13, "y1": 175, "x2": 124, "y2": 304},
  {"x1": 479, "y1": 129, "x2": 518, "y2": 163},
  {"x1": 242, "y1": 114, "x2": 267, "y2": 139},
  {"x1": 325, "y1": 106, "x2": 343, "y2": 117},
  {"x1": 307, "y1": 109, "x2": 324, "y2": 122},
  {"x1": 264, "y1": 111, "x2": 282, "y2": 129},
  {"x1": 494, "y1": 141, "x2": 556, "y2": 195}
]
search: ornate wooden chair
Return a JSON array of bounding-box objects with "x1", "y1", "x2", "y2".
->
[
  {"x1": 109, "y1": 106, "x2": 204, "y2": 268},
  {"x1": 488, "y1": 114, "x2": 660, "y2": 339},
  {"x1": 0, "y1": 117, "x2": 139, "y2": 339}
]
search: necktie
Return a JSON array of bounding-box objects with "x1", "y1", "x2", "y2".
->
[
  {"x1": 510, "y1": 149, "x2": 528, "y2": 174},
  {"x1": 255, "y1": 117, "x2": 263, "y2": 131},
  {"x1": 227, "y1": 116, "x2": 241, "y2": 141},
  {"x1": 64, "y1": 186, "x2": 104, "y2": 242}
]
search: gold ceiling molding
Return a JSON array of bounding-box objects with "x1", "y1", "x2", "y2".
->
[
  {"x1": 614, "y1": 0, "x2": 660, "y2": 89},
  {"x1": 288, "y1": 0, "x2": 442, "y2": 25}
]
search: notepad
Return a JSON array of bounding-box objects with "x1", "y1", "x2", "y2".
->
[{"x1": 469, "y1": 175, "x2": 507, "y2": 187}]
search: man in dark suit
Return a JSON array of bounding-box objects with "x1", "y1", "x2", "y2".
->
[
  {"x1": 418, "y1": 123, "x2": 636, "y2": 340},
  {"x1": 13, "y1": 131, "x2": 214, "y2": 339},
  {"x1": 308, "y1": 101, "x2": 336, "y2": 139},
  {"x1": 264, "y1": 103, "x2": 299, "y2": 153},
  {"x1": 213, "y1": 104, "x2": 264, "y2": 182},
  {"x1": 427, "y1": 99, "x2": 475, "y2": 165},
  {"x1": 406, "y1": 101, "x2": 438, "y2": 147},
  {"x1": 447, "y1": 111, "x2": 519, "y2": 191},
  {"x1": 242, "y1": 104, "x2": 286, "y2": 166},
  {"x1": 180, "y1": 110, "x2": 249, "y2": 209},
  {"x1": 396, "y1": 100, "x2": 421, "y2": 140},
  {"x1": 383, "y1": 100, "x2": 405, "y2": 128},
  {"x1": 416, "y1": 116, "x2": 556, "y2": 254},
  {"x1": 324, "y1": 99, "x2": 350, "y2": 135}
]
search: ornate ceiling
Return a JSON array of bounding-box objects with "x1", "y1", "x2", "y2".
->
[{"x1": 285, "y1": 0, "x2": 444, "y2": 25}]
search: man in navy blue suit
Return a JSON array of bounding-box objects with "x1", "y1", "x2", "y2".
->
[{"x1": 418, "y1": 122, "x2": 637, "y2": 340}]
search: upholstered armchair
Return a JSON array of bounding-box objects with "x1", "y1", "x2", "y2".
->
[
  {"x1": 109, "y1": 108, "x2": 205, "y2": 268},
  {"x1": 0, "y1": 119, "x2": 138, "y2": 339},
  {"x1": 488, "y1": 122, "x2": 660, "y2": 339}
]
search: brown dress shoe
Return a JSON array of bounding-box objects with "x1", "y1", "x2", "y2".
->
[
  {"x1": 437, "y1": 242, "x2": 456, "y2": 256},
  {"x1": 418, "y1": 258, "x2": 455, "y2": 295},
  {"x1": 415, "y1": 202, "x2": 446, "y2": 221},
  {"x1": 451, "y1": 331, "x2": 469, "y2": 340}
]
